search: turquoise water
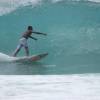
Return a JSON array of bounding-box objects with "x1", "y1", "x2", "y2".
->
[{"x1": 0, "y1": 0, "x2": 100, "y2": 74}]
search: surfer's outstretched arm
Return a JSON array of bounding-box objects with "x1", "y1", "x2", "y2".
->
[
  {"x1": 32, "y1": 31, "x2": 47, "y2": 36},
  {"x1": 29, "y1": 36, "x2": 37, "y2": 40}
]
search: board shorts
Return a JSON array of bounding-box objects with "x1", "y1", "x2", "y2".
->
[{"x1": 17, "y1": 37, "x2": 28, "y2": 49}]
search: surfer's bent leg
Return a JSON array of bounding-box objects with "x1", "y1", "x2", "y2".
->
[
  {"x1": 24, "y1": 46, "x2": 29, "y2": 56},
  {"x1": 13, "y1": 44, "x2": 22, "y2": 57}
]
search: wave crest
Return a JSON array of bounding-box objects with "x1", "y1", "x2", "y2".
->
[
  {"x1": 0, "y1": 0, "x2": 100, "y2": 16},
  {"x1": 0, "y1": 0, "x2": 42, "y2": 16}
]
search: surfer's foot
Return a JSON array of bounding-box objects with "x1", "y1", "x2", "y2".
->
[{"x1": 12, "y1": 54, "x2": 16, "y2": 57}]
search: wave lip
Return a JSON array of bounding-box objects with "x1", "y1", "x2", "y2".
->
[
  {"x1": 0, "y1": 0, "x2": 42, "y2": 16},
  {"x1": 0, "y1": 0, "x2": 100, "y2": 16}
]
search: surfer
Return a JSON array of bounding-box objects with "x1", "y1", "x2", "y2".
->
[{"x1": 12, "y1": 26, "x2": 47, "y2": 57}]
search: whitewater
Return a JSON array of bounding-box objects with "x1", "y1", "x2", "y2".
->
[{"x1": 0, "y1": 75, "x2": 100, "y2": 100}]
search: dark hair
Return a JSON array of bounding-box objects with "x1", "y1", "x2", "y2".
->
[{"x1": 28, "y1": 26, "x2": 33, "y2": 30}]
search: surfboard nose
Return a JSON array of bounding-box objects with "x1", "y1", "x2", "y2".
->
[{"x1": 39, "y1": 53, "x2": 48, "y2": 58}]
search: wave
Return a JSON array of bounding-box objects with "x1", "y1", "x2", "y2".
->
[
  {"x1": 0, "y1": 0, "x2": 100, "y2": 73},
  {"x1": 0, "y1": 0, "x2": 100, "y2": 16},
  {"x1": 0, "y1": 0, "x2": 100, "y2": 56}
]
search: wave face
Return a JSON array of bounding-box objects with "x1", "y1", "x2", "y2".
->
[{"x1": 0, "y1": 0, "x2": 100, "y2": 74}]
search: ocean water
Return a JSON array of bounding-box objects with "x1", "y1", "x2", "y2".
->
[
  {"x1": 0, "y1": 0, "x2": 100, "y2": 100},
  {"x1": 0, "y1": 0, "x2": 100, "y2": 75}
]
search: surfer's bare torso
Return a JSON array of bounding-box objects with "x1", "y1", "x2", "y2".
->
[{"x1": 22, "y1": 30, "x2": 33, "y2": 39}]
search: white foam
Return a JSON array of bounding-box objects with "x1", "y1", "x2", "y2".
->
[
  {"x1": 0, "y1": 74, "x2": 100, "y2": 100},
  {"x1": 0, "y1": 0, "x2": 42, "y2": 16},
  {"x1": 0, "y1": 52, "x2": 15, "y2": 62}
]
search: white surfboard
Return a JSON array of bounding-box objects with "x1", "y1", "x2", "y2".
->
[
  {"x1": 13, "y1": 53, "x2": 48, "y2": 62},
  {"x1": 0, "y1": 52, "x2": 48, "y2": 62}
]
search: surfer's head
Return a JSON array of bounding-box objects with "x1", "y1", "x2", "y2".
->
[{"x1": 27, "y1": 26, "x2": 33, "y2": 31}]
